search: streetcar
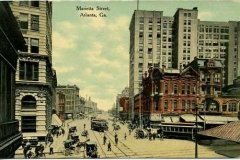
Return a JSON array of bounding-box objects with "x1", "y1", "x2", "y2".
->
[
  {"x1": 91, "y1": 118, "x2": 108, "y2": 132},
  {"x1": 151, "y1": 122, "x2": 203, "y2": 140}
]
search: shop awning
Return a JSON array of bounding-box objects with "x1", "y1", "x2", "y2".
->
[{"x1": 51, "y1": 114, "x2": 62, "y2": 126}]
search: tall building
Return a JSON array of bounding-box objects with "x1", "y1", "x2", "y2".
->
[
  {"x1": 56, "y1": 85, "x2": 80, "y2": 119},
  {"x1": 9, "y1": 1, "x2": 57, "y2": 141},
  {"x1": 0, "y1": 2, "x2": 25, "y2": 157},
  {"x1": 129, "y1": 8, "x2": 240, "y2": 119}
]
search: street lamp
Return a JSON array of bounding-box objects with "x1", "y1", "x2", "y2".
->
[{"x1": 195, "y1": 96, "x2": 200, "y2": 158}]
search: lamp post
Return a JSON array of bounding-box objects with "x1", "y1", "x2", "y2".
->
[{"x1": 195, "y1": 96, "x2": 199, "y2": 158}]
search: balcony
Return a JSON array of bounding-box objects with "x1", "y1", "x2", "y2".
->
[
  {"x1": 0, "y1": 120, "x2": 22, "y2": 158},
  {"x1": 0, "y1": 120, "x2": 20, "y2": 142}
]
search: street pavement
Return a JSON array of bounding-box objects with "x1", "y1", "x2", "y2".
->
[{"x1": 14, "y1": 113, "x2": 237, "y2": 158}]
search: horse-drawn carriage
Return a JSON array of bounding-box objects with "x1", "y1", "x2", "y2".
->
[
  {"x1": 85, "y1": 141, "x2": 99, "y2": 158},
  {"x1": 135, "y1": 129, "x2": 148, "y2": 139},
  {"x1": 69, "y1": 126, "x2": 77, "y2": 133}
]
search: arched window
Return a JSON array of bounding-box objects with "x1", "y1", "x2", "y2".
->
[
  {"x1": 192, "y1": 101, "x2": 196, "y2": 111},
  {"x1": 21, "y1": 95, "x2": 36, "y2": 109}
]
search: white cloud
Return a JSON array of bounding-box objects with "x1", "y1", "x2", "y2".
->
[
  {"x1": 108, "y1": 16, "x2": 129, "y2": 31},
  {"x1": 85, "y1": 42, "x2": 103, "y2": 56},
  {"x1": 95, "y1": 71, "x2": 113, "y2": 81},
  {"x1": 85, "y1": 68, "x2": 93, "y2": 75},
  {"x1": 53, "y1": 31, "x2": 75, "y2": 49},
  {"x1": 54, "y1": 66, "x2": 77, "y2": 73},
  {"x1": 198, "y1": 11, "x2": 213, "y2": 20},
  {"x1": 68, "y1": 78, "x2": 85, "y2": 84}
]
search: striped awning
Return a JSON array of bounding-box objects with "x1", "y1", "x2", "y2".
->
[{"x1": 198, "y1": 121, "x2": 240, "y2": 142}]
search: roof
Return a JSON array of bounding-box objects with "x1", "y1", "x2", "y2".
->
[
  {"x1": 198, "y1": 121, "x2": 240, "y2": 142},
  {"x1": 179, "y1": 114, "x2": 238, "y2": 123}
]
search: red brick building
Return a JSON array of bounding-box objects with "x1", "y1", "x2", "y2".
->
[
  {"x1": 119, "y1": 96, "x2": 129, "y2": 120},
  {"x1": 56, "y1": 91, "x2": 65, "y2": 121},
  {"x1": 134, "y1": 58, "x2": 240, "y2": 123}
]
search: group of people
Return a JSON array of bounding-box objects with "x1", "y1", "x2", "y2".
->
[{"x1": 23, "y1": 143, "x2": 45, "y2": 158}]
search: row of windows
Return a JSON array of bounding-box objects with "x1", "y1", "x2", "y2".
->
[
  {"x1": 19, "y1": 1, "x2": 39, "y2": 7},
  {"x1": 139, "y1": 17, "x2": 161, "y2": 24},
  {"x1": 199, "y1": 47, "x2": 226, "y2": 53},
  {"x1": 21, "y1": 37, "x2": 39, "y2": 53},
  {"x1": 199, "y1": 34, "x2": 229, "y2": 40},
  {"x1": 19, "y1": 13, "x2": 39, "y2": 31},
  {"x1": 199, "y1": 41, "x2": 228, "y2": 46},
  {"x1": 199, "y1": 26, "x2": 229, "y2": 33},
  {"x1": 158, "y1": 83, "x2": 197, "y2": 95}
]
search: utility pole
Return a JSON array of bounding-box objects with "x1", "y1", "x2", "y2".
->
[{"x1": 137, "y1": 0, "x2": 139, "y2": 10}]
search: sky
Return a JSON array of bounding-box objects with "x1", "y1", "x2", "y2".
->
[{"x1": 52, "y1": 0, "x2": 240, "y2": 111}]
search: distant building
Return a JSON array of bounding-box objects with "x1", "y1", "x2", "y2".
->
[
  {"x1": 0, "y1": 2, "x2": 25, "y2": 157},
  {"x1": 56, "y1": 91, "x2": 65, "y2": 121},
  {"x1": 118, "y1": 87, "x2": 129, "y2": 120},
  {"x1": 56, "y1": 85, "x2": 80, "y2": 119}
]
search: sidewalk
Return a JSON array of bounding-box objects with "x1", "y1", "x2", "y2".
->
[{"x1": 15, "y1": 119, "x2": 75, "y2": 157}]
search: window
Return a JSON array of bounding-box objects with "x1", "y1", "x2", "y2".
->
[
  {"x1": 164, "y1": 100, "x2": 168, "y2": 111},
  {"x1": 21, "y1": 95, "x2": 36, "y2": 109},
  {"x1": 157, "y1": 18, "x2": 161, "y2": 23},
  {"x1": 148, "y1": 33, "x2": 152, "y2": 38},
  {"x1": 19, "y1": 1, "x2": 28, "y2": 6},
  {"x1": 192, "y1": 84, "x2": 196, "y2": 94},
  {"x1": 139, "y1": 46, "x2": 143, "y2": 51},
  {"x1": 139, "y1": 17, "x2": 144, "y2": 23},
  {"x1": 187, "y1": 84, "x2": 190, "y2": 94},
  {"x1": 182, "y1": 83, "x2": 185, "y2": 94},
  {"x1": 157, "y1": 25, "x2": 161, "y2": 30},
  {"x1": 22, "y1": 37, "x2": 28, "y2": 52},
  {"x1": 214, "y1": 74, "x2": 220, "y2": 83},
  {"x1": 174, "y1": 100, "x2": 177, "y2": 111},
  {"x1": 139, "y1": 32, "x2": 143, "y2": 38},
  {"x1": 19, "y1": 13, "x2": 28, "y2": 29},
  {"x1": 182, "y1": 100, "x2": 185, "y2": 111},
  {"x1": 31, "y1": 1, "x2": 39, "y2": 7},
  {"x1": 139, "y1": 24, "x2": 144, "y2": 30},
  {"x1": 164, "y1": 83, "x2": 168, "y2": 94},
  {"x1": 174, "y1": 83, "x2": 177, "y2": 94},
  {"x1": 31, "y1": 15, "x2": 39, "y2": 31},
  {"x1": 31, "y1": 38, "x2": 39, "y2": 53},
  {"x1": 21, "y1": 116, "x2": 36, "y2": 132},
  {"x1": 19, "y1": 61, "x2": 39, "y2": 81},
  {"x1": 148, "y1": 25, "x2": 152, "y2": 30},
  {"x1": 149, "y1": 17, "x2": 153, "y2": 23},
  {"x1": 187, "y1": 100, "x2": 190, "y2": 110}
]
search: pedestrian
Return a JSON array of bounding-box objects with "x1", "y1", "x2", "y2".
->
[
  {"x1": 124, "y1": 133, "x2": 127, "y2": 140},
  {"x1": 49, "y1": 147, "x2": 54, "y2": 155},
  {"x1": 56, "y1": 130, "x2": 59, "y2": 138},
  {"x1": 107, "y1": 141, "x2": 111, "y2": 151},
  {"x1": 115, "y1": 137, "x2": 118, "y2": 145},
  {"x1": 149, "y1": 132, "x2": 152, "y2": 141},
  {"x1": 153, "y1": 132, "x2": 156, "y2": 140},
  {"x1": 23, "y1": 146, "x2": 28, "y2": 158},
  {"x1": 103, "y1": 136, "x2": 107, "y2": 145},
  {"x1": 35, "y1": 145, "x2": 40, "y2": 158},
  {"x1": 129, "y1": 129, "x2": 131, "y2": 135},
  {"x1": 62, "y1": 128, "x2": 65, "y2": 136},
  {"x1": 84, "y1": 123, "x2": 86, "y2": 129},
  {"x1": 114, "y1": 132, "x2": 117, "y2": 139},
  {"x1": 49, "y1": 136, "x2": 53, "y2": 147}
]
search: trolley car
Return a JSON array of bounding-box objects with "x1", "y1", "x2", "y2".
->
[{"x1": 151, "y1": 122, "x2": 203, "y2": 140}]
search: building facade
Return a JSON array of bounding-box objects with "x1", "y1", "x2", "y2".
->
[
  {"x1": 9, "y1": 1, "x2": 57, "y2": 140},
  {"x1": 56, "y1": 91, "x2": 65, "y2": 121},
  {"x1": 56, "y1": 85, "x2": 80, "y2": 119},
  {"x1": 0, "y1": 2, "x2": 25, "y2": 157},
  {"x1": 138, "y1": 58, "x2": 240, "y2": 123},
  {"x1": 129, "y1": 8, "x2": 240, "y2": 119}
]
